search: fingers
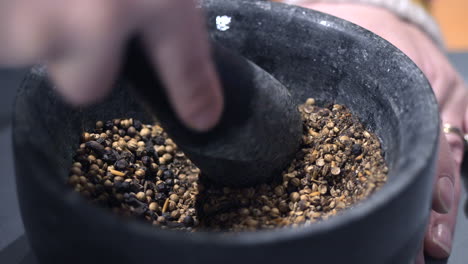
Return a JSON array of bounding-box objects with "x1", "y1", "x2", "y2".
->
[
  {"x1": 0, "y1": 0, "x2": 57, "y2": 65},
  {"x1": 142, "y1": 0, "x2": 223, "y2": 132},
  {"x1": 432, "y1": 131, "x2": 457, "y2": 214},
  {"x1": 48, "y1": 0, "x2": 125, "y2": 105},
  {"x1": 425, "y1": 134, "x2": 461, "y2": 258}
]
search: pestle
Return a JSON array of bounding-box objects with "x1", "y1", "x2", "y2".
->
[{"x1": 122, "y1": 37, "x2": 302, "y2": 187}]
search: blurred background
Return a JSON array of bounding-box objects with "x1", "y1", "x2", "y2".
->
[
  {"x1": 0, "y1": 1, "x2": 467, "y2": 263},
  {"x1": 432, "y1": 0, "x2": 468, "y2": 51}
]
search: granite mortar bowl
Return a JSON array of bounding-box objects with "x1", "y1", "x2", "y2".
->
[{"x1": 13, "y1": 0, "x2": 439, "y2": 263}]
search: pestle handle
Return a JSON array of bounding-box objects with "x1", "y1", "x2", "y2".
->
[
  {"x1": 123, "y1": 37, "x2": 254, "y2": 144},
  {"x1": 122, "y1": 37, "x2": 302, "y2": 187}
]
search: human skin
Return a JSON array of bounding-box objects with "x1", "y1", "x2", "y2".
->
[{"x1": 0, "y1": 0, "x2": 223, "y2": 132}]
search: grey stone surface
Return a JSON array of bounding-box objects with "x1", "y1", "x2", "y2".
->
[
  {"x1": 11, "y1": 1, "x2": 439, "y2": 264},
  {"x1": 0, "y1": 127, "x2": 24, "y2": 251},
  {"x1": 0, "y1": 69, "x2": 26, "y2": 130}
]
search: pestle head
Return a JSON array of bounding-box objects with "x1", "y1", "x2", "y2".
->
[{"x1": 123, "y1": 37, "x2": 302, "y2": 187}]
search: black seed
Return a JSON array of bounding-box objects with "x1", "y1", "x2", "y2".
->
[
  {"x1": 145, "y1": 142, "x2": 158, "y2": 160},
  {"x1": 154, "y1": 136, "x2": 165, "y2": 145},
  {"x1": 130, "y1": 183, "x2": 141, "y2": 193},
  {"x1": 183, "y1": 215, "x2": 194, "y2": 227},
  {"x1": 351, "y1": 144, "x2": 363, "y2": 156},
  {"x1": 154, "y1": 192, "x2": 167, "y2": 202},
  {"x1": 74, "y1": 155, "x2": 90, "y2": 170},
  {"x1": 156, "y1": 183, "x2": 167, "y2": 193},
  {"x1": 104, "y1": 120, "x2": 114, "y2": 130},
  {"x1": 114, "y1": 159, "x2": 129, "y2": 171},
  {"x1": 118, "y1": 129, "x2": 126, "y2": 137},
  {"x1": 162, "y1": 169, "x2": 174, "y2": 180},
  {"x1": 102, "y1": 149, "x2": 118, "y2": 164},
  {"x1": 141, "y1": 156, "x2": 151, "y2": 166},
  {"x1": 133, "y1": 120, "x2": 142, "y2": 130},
  {"x1": 165, "y1": 179, "x2": 174, "y2": 186},
  {"x1": 115, "y1": 181, "x2": 130, "y2": 193},
  {"x1": 85, "y1": 141, "x2": 105, "y2": 157},
  {"x1": 120, "y1": 151, "x2": 135, "y2": 163},
  {"x1": 286, "y1": 182, "x2": 298, "y2": 193}
]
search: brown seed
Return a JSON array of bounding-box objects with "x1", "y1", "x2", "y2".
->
[
  {"x1": 278, "y1": 201, "x2": 289, "y2": 213},
  {"x1": 316, "y1": 158, "x2": 325, "y2": 167},
  {"x1": 68, "y1": 175, "x2": 79, "y2": 185},
  {"x1": 135, "y1": 169, "x2": 145, "y2": 178},
  {"x1": 305, "y1": 98, "x2": 315, "y2": 105},
  {"x1": 114, "y1": 176, "x2": 124, "y2": 182},
  {"x1": 290, "y1": 177, "x2": 301, "y2": 187},
  {"x1": 319, "y1": 185, "x2": 328, "y2": 194},
  {"x1": 170, "y1": 210, "x2": 181, "y2": 219},
  {"x1": 162, "y1": 153, "x2": 172, "y2": 161},
  {"x1": 156, "y1": 145, "x2": 166, "y2": 154},
  {"x1": 145, "y1": 189, "x2": 154, "y2": 197},
  {"x1": 70, "y1": 167, "x2": 82, "y2": 176},
  {"x1": 136, "y1": 192, "x2": 146, "y2": 201},
  {"x1": 168, "y1": 201, "x2": 176, "y2": 211},
  {"x1": 104, "y1": 180, "x2": 113, "y2": 188},
  {"x1": 169, "y1": 194, "x2": 179, "y2": 203},
  {"x1": 270, "y1": 208, "x2": 280, "y2": 217},
  {"x1": 246, "y1": 218, "x2": 259, "y2": 227},
  {"x1": 140, "y1": 128, "x2": 151, "y2": 138},
  {"x1": 339, "y1": 135, "x2": 350, "y2": 142},
  {"x1": 324, "y1": 154, "x2": 333, "y2": 162},
  {"x1": 290, "y1": 192, "x2": 300, "y2": 202},
  {"x1": 149, "y1": 202, "x2": 159, "y2": 211},
  {"x1": 331, "y1": 167, "x2": 341, "y2": 175},
  {"x1": 96, "y1": 121, "x2": 104, "y2": 129},
  {"x1": 239, "y1": 208, "x2": 250, "y2": 216},
  {"x1": 295, "y1": 215, "x2": 306, "y2": 223},
  {"x1": 82, "y1": 132, "x2": 91, "y2": 142},
  {"x1": 165, "y1": 145, "x2": 174, "y2": 153}
]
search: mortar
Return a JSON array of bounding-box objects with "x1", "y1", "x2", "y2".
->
[{"x1": 13, "y1": 0, "x2": 439, "y2": 263}]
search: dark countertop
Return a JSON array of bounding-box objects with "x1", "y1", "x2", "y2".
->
[{"x1": 0, "y1": 53, "x2": 467, "y2": 263}]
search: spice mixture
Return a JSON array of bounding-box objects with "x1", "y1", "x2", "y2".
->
[{"x1": 68, "y1": 98, "x2": 388, "y2": 231}]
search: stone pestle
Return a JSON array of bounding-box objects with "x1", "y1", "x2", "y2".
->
[{"x1": 122, "y1": 37, "x2": 302, "y2": 187}]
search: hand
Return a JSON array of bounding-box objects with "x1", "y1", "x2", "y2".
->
[
  {"x1": 290, "y1": 2, "x2": 467, "y2": 263},
  {"x1": 0, "y1": 0, "x2": 223, "y2": 132}
]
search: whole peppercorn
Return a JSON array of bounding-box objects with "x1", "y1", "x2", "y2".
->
[
  {"x1": 133, "y1": 119, "x2": 142, "y2": 130},
  {"x1": 127, "y1": 126, "x2": 137, "y2": 137},
  {"x1": 351, "y1": 144, "x2": 363, "y2": 155},
  {"x1": 156, "y1": 183, "x2": 167, "y2": 193},
  {"x1": 154, "y1": 136, "x2": 165, "y2": 145},
  {"x1": 162, "y1": 169, "x2": 174, "y2": 180},
  {"x1": 183, "y1": 215, "x2": 194, "y2": 227},
  {"x1": 114, "y1": 159, "x2": 129, "y2": 171},
  {"x1": 141, "y1": 156, "x2": 152, "y2": 166}
]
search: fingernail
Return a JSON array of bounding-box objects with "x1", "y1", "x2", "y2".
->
[
  {"x1": 437, "y1": 176, "x2": 454, "y2": 214},
  {"x1": 432, "y1": 224, "x2": 452, "y2": 256}
]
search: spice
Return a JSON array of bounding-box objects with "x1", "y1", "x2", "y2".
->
[{"x1": 68, "y1": 98, "x2": 387, "y2": 232}]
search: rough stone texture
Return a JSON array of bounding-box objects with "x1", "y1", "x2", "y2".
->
[{"x1": 13, "y1": 1, "x2": 439, "y2": 264}]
